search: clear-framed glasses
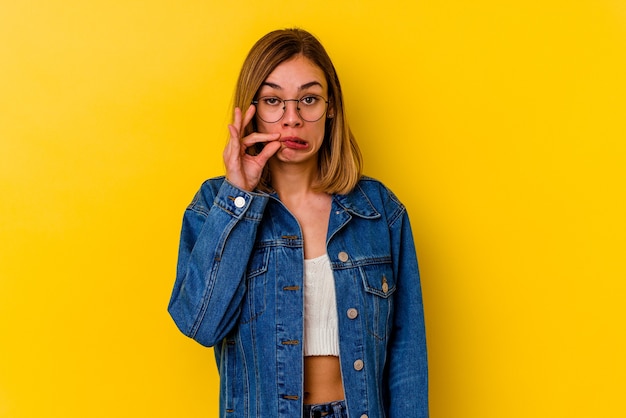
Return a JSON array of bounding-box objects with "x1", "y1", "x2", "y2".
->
[{"x1": 252, "y1": 94, "x2": 329, "y2": 123}]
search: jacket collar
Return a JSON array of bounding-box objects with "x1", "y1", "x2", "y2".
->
[
  {"x1": 265, "y1": 182, "x2": 381, "y2": 220},
  {"x1": 333, "y1": 184, "x2": 381, "y2": 219}
]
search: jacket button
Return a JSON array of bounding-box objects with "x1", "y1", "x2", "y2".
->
[
  {"x1": 347, "y1": 308, "x2": 358, "y2": 319},
  {"x1": 353, "y1": 359, "x2": 364, "y2": 371},
  {"x1": 234, "y1": 196, "x2": 246, "y2": 208},
  {"x1": 338, "y1": 251, "x2": 349, "y2": 262},
  {"x1": 360, "y1": 415, "x2": 368, "y2": 418}
]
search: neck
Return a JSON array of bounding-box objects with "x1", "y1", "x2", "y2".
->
[{"x1": 269, "y1": 159, "x2": 321, "y2": 199}]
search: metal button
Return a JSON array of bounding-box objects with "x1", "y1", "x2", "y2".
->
[
  {"x1": 360, "y1": 415, "x2": 368, "y2": 418},
  {"x1": 353, "y1": 359, "x2": 364, "y2": 371},
  {"x1": 234, "y1": 196, "x2": 246, "y2": 208},
  {"x1": 382, "y1": 282, "x2": 389, "y2": 293},
  {"x1": 338, "y1": 251, "x2": 349, "y2": 262},
  {"x1": 347, "y1": 308, "x2": 358, "y2": 319}
]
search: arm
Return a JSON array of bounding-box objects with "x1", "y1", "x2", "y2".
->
[
  {"x1": 169, "y1": 105, "x2": 281, "y2": 347},
  {"x1": 168, "y1": 179, "x2": 269, "y2": 347},
  {"x1": 384, "y1": 208, "x2": 429, "y2": 417}
]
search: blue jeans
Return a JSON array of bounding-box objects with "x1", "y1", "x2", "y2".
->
[{"x1": 303, "y1": 400, "x2": 348, "y2": 418}]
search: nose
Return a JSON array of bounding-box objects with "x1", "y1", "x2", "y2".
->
[{"x1": 282, "y1": 99, "x2": 302, "y2": 126}]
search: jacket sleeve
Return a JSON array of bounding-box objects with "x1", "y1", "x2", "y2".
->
[
  {"x1": 168, "y1": 179, "x2": 269, "y2": 347},
  {"x1": 384, "y1": 203, "x2": 429, "y2": 417}
]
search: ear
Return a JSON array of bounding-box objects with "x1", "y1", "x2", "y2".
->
[{"x1": 327, "y1": 100, "x2": 335, "y2": 118}]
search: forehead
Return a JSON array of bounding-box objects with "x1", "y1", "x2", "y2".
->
[{"x1": 262, "y1": 55, "x2": 327, "y2": 92}]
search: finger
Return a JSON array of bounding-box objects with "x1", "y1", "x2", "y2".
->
[
  {"x1": 232, "y1": 107, "x2": 243, "y2": 131},
  {"x1": 226, "y1": 124, "x2": 242, "y2": 156},
  {"x1": 241, "y1": 132, "x2": 281, "y2": 148},
  {"x1": 254, "y1": 140, "x2": 282, "y2": 166},
  {"x1": 226, "y1": 107, "x2": 244, "y2": 154},
  {"x1": 242, "y1": 104, "x2": 256, "y2": 130}
]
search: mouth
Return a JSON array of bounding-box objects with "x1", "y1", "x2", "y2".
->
[{"x1": 280, "y1": 137, "x2": 309, "y2": 150}]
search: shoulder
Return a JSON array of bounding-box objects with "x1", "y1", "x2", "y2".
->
[
  {"x1": 355, "y1": 176, "x2": 404, "y2": 208},
  {"x1": 198, "y1": 176, "x2": 227, "y2": 196},
  {"x1": 186, "y1": 176, "x2": 226, "y2": 214}
]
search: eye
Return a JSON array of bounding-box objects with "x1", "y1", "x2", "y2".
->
[
  {"x1": 261, "y1": 97, "x2": 282, "y2": 106},
  {"x1": 300, "y1": 95, "x2": 320, "y2": 106}
]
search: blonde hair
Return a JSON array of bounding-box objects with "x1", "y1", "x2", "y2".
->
[{"x1": 234, "y1": 28, "x2": 362, "y2": 195}]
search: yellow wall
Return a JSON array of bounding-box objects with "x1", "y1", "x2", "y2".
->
[{"x1": 1, "y1": 1, "x2": 625, "y2": 417}]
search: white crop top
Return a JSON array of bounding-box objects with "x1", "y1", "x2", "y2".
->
[{"x1": 303, "y1": 254, "x2": 339, "y2": 356}]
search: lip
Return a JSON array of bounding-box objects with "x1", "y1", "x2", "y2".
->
[{"x1": 280, "y1": 136, "x2": 309, "y2": 150}]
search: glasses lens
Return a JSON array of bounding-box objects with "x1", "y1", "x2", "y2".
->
[
  {"x1": 255, "y1": 95, "x2": 327, "y2": 123},
  {"x1": 298, "y1": 95, "x2": 327, "y2": 122},
  {"x1": 256, "y1": 97, "x2": 283, "y2": 123}
]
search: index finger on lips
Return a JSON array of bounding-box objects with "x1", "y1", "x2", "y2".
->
[{"x1": 241, "y1": 132, "x2": 281, "y2": 148}]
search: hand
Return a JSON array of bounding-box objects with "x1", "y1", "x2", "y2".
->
[{"x1": 223, "y1": 105, "x2": 281, "y2": 191}]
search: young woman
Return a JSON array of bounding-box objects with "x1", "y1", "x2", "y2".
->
[{"x1": 168, "y1": 28, "x2": 428, "y2": 418}]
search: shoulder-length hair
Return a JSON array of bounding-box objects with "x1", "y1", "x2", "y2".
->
[{"x1": 233, "y1": 28, "x2": 362, "y2": 195}]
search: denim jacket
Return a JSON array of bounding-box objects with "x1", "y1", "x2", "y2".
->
[{"x1": 168, "y1": 176, "x2": 428, "y2": 418}]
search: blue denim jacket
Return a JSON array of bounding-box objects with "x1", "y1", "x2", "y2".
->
[{"x1": 168, "y1": 176, "x2": 428, "y2": 418}]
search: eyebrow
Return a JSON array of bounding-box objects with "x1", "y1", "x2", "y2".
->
[{"x1": 260, "y1": 81, "x2": 324, "y2": 91}]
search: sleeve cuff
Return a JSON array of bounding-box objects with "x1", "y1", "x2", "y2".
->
[{"x1": 213, "y1": 180, "x2": 269, "y2": 220}]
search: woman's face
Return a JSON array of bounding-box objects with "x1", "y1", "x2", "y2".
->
[{"x1": 255, "y1": 54, "x2": 330, "y2": 166}]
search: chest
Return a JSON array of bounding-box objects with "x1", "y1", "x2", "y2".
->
[{"x1": 279, "y1": 195, "x2": 331, "y2": 259}]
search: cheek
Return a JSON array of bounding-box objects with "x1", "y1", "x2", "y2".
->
[
  {"x1": 255, "y1": 119, "x2": 275, "y2": 134},
  {"x1": 314, "y1": 120, "x2": 328, "y2": 139}
]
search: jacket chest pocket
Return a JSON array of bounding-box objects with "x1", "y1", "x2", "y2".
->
[
  {"x1": 359, "y1": 263, "x2": 396, "y2": 341},
  {"x1": 241, "y1": 247, "x2": 270, "y2": 324}
]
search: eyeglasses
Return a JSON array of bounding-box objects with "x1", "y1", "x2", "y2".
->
[{"x1": 252, "y1": 94, "x2": 329, "y2": 123}]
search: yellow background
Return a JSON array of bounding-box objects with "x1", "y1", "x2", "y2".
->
[{"x1": 1, "y1": 1, "x2": 625, "y2": 417}]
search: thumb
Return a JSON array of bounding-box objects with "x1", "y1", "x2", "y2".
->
[{"x1": 255, "y1": 140, "x2": 282, "y2": 166}]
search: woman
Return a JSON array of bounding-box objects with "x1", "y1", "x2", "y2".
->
[{"x1": 168, "y1": 28, "x2": 428, "y2": 418}]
